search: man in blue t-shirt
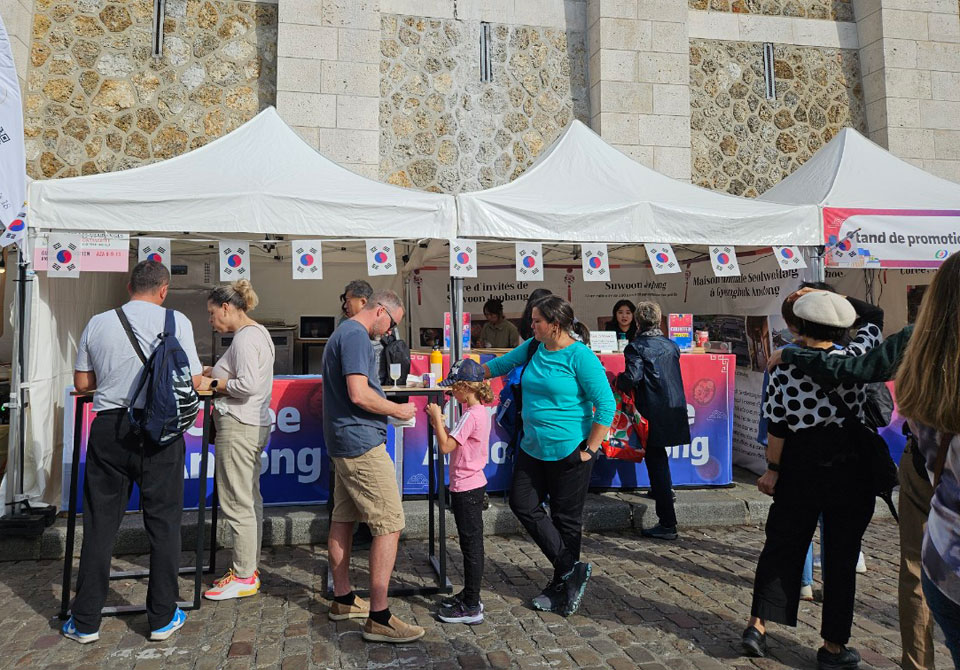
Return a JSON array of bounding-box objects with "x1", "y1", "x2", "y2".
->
[{"x1": 321, "y1": 289, "x2": 423, "y2": 644}]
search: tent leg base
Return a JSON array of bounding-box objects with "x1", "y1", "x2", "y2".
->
[{"x1": 0, "y1": 504, "x2": 57, "y2": 537}]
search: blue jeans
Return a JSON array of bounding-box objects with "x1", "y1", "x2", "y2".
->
[
  {"x1": 921, "y1": 570, "x2": 960, "y2": 668},
  {"x1": 802, "y1": 544, "x2": 814, "y2": 587}
]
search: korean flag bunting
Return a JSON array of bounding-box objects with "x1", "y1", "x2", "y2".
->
[
  {"x1": 581, "y1": 243, "x2": 610, "y2": 282},
  {"x1": 0, "y1": 209, "x2": 27, "y2": 248},
  {"x1": 773, "y1": 246, "x2": 807, "y2": 271},
  {"x1": 292, "y1": 240, "x2": 323, "y2": 280},
  {"x1": 366, "y1": 239, "x2": 396, "y2": 276},
  {"x1": 47, "y1": 233, "x2": 81, "y2": 278},
  {"x1": 219, "y1": 241, "x2": 250, "y2": 281},
  {"x1": 644, "y1": 243, "x2": 680, "y2": 275},
  {"x1": 450, "y1": 239, "x2": 477, "y2": 278},
  {"x1": 515, "y1": 242, "x2": 543, "y2": 282},
  {"x1": 709, "y1": 245, "x2": 741, "y2": 277},
  {"x1": 138, "y1": 238, "x2": 171, "y2": 269}
]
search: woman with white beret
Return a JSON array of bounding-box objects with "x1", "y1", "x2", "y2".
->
[{"x1": 742, "y1": 288, "x2": 884, "y2": 670}]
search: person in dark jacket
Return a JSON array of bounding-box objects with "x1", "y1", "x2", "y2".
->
[{"x1": 616, "y1": 301, "x2": 690, "y2": 540}]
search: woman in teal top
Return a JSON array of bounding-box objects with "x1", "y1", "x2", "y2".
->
[{"x1": 484, "y1": 295, "x2": 615, "y2": 617}]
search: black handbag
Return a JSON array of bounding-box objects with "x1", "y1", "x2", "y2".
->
[{"x1": 828, "y1": 389, "x2": 899, "y2": 521}]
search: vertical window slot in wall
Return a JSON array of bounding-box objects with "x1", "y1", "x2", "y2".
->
[
  {"x1": 762, "y1": 42, "x2": 776, "y2": 100},
  {"x1": 480, "y1": 22, "x2": 493, "y2": 83},
  {"x1": 152, "y1": 0, "x2": 166, "y2": 59}
]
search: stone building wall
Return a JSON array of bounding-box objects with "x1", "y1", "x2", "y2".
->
[
  {"x1": 378, "y1": 13, "x2": 589, "y2": 192},
  {"x1": 688, "y1": 0, "x2": 853, "y2": 21},
  {"x1": 24, "y1": 0, "x2": 277, "y2": 180},
  {"x1": 690, "y1": 40, "x2": 866, "y2": 195}
]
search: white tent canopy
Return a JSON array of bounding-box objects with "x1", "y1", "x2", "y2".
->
[
  {"x1": 27, "y1": 107, "x2": 456, "y2": 240},
  {"x1": 758, "y1": 127, "x2": 960, "y2": 208},
  {"x1": 457, "y1": 120, "x2": 820, "y2": 245}
]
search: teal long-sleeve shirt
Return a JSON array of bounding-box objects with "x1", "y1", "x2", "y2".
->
[{"x1": 487, "y1": 340, "x2": 616, "y2": 461}]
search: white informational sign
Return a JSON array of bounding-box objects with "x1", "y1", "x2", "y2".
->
[
  {"x1": 772, "y1": 246, "x2": 807, "y2": 271},
  {"x1": 581, "y1": 243, "x2": 610, "y2": 281},
  {"x1": 366, "y1": 239, "x2": 397, "y2": 276},
  {"x1": 219, "y1": 241, "x2": 250, "y2": 281},
  {"x1": 138, "y1": 237, "x2": 171, "y2": 269},
  {"x1": 47, "y1": 233, "x2": 81, "y2": 278},
  {"x1": 710, "y1": 246, "x2": 741, "y2": 277},
  {"x1": 645, "y1": 243, "x2": 681, "y2": 274},
  {"x1": 824, "y1": 208, "x2": 960, "y2": 268},
  {"x1": 34, "y1": 233, "x2": 129, "y2": 272},
  {"x1": 515, "y1": 242, "x2": 543, "y2": 282},
  {"x1": 292, "y1": 240, "x2": 323, "y2": 280},
  {"x1": 450, "y1": 239, "x2": 477, "y2": 278},
  {"x1": 590, "y1": 331, "x2": 618, "y2": 353},
  {"x1": 0, "y1": 15, "x2": 25, "y2": 231}
]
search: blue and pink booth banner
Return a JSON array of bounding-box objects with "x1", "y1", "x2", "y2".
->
[
  {"x1": 824, "y1": 207, "x2": 960, "y2": 268},
  {"x1": 63, "y1": 353, "x2": 736, "y2": 511}
]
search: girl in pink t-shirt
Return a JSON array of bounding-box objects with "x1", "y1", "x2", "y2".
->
[{"x1": 426, "y1": 359, "x2": 493, "y2": 625}]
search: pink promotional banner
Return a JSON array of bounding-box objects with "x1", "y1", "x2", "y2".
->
[
  {"x1": 33, "y1": 233, "x2": 130, "y2": 272},
  {"x1": 824, "y1": 207, "x2": 960, "y2": 268}
]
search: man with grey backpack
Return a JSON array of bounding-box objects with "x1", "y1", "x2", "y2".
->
[{"x1": 63, "y1": 261, "x2": 203, "y2": 645}]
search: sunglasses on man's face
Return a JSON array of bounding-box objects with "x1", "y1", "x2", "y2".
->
[{"x1": 378, "y1": 302, "x2": 397, "y2": 331}]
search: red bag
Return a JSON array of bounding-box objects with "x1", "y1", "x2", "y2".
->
[{"x1": 601, "y1": 387, "x2": 648, "y2": 463}]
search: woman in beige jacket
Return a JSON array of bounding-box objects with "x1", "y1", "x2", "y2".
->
[{"x1": 201, "y1": 280, "x2": 275, "y2": 600}]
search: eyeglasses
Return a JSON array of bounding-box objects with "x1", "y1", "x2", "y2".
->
[{"x1": 378, "y1": 302, "x2": 397, "y2": 331}]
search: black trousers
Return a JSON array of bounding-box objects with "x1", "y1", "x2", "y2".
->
[
  {"x1": 509, "y1": 447, "x2": 594, "y2": 581},
  {"x1": 71, "y1": 410, "x2": 185, "y2": 633},
  {"x1": 450, "y1": 485, "x2": 486, "y2": 606},
  {"x1": 750, "y1": 428, "x2": 874, "y2": 645},
  {"x1": 644, "y1": 444, "x2": 677, "y2": 528}
]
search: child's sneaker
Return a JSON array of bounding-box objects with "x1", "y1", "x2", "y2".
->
[
  {"x1": 437, "y1": 600, "x2": 484, "y2": 624},
  {"x1": 61, "y1": 617, "x2": 99, "y2": 644},
  {"x1": 204, "y1": 569, "x2": 260, "y2": 601},
  {"x1": 149, "y1": 608, "x2": 186, "y2": 641}
]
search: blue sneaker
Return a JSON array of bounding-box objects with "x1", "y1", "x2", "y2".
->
[
  {"x1": 149, "y1": 607, "x2": 186, "y2": 641},
  {"x1": 62, "y1": 617, "x2": 99, "y2": 644}
]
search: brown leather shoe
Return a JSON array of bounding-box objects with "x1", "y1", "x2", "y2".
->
[
  {"x1": 361, "y1": 615, "x2": 425, "y2": 643},
  {"x1": 328, "y1": 596, "x2": 370, "y2": 621}
]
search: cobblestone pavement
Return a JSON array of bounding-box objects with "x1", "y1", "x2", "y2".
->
[{"x1": 0, "y1": 520, "x2": 951, "y2": 669}]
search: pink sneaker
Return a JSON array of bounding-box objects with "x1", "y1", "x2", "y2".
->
[{"x1": 203, "y1": 569, "x2": 260, "y2": 601}]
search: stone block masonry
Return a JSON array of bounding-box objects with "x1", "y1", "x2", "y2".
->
[
  {"x1": 690, "y1": 40, "x2": 866, "y2": 196},
  {"x1": 23, "y1": 0, "x2": 277, "y2": 180},
  {"x1": 378, "y1": 14, "x2": 589, "y2": 192}
]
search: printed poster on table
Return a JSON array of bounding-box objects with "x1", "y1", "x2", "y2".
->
[
  {"x1": 219, "y1": 241, "x2": 250, "y2": 281},
  {"x1": 292, "y1": 240, "x2": 323, "y2": 280},
  {"x1": 138, "y1": 238, "x2": 171, "y2": 269}
]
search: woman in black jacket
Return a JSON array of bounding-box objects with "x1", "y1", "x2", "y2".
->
[{"x1": 616, "y1": 301, "x2": 689, "y2": 540}]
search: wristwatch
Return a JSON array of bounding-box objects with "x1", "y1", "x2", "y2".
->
[
  {"x1": 580, "y1": 442, "x2": 598, "y2": 461},
  {"x1": 766, "y1": 461, "x2": 780, "y2": 472}
]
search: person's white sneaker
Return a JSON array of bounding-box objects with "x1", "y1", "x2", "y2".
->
[
  {"x1": 855, "y1": 552, "x2": 867, "y2": 574},
  {"x1": 800, "y1": 584, "x2": 814, "y2": 601},
  {"x1": 203, "y1": 569, "x2": 260, "y2": 601}
]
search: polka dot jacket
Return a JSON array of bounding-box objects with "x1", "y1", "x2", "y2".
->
[{"x1": 762, "y1": 323, "x2": 883, "y2": 436}]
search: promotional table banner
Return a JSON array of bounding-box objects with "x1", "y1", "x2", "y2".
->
[
  {"x1": 0, "y1": 14, "x2": 25, "y2": 231},
  {"x1": 773, "y1": 246, "x2": 806, "y2": 271},
  {"x1": 0, "y1": 209, "x2": 26, "y2": 248},
  {"x1": 450, "y1": 239, "x2": 478, "y2": 278},
  {"x1": 138, "y1": 238, "x2": 171, "y2": 269},
  {"x1": 581, "y1": 243, "x2": 610, "y2": 282},
  {"x1": 47, "y1": 233, "x2": 81, "y2": 278},
  {"x1": 219, "y1": 241, "x2": 250, "y2": 280},
  {"x1": 710, "y1": 246, "x2": 741, "y2": 277},
  {"x1": 645, "y1": 243, "x2": 681, "y2": 275},
  {"x1": 366, "y1": 239, "x2": 397, "y2": 276},
  {"x1": 292, "y1": 240, "x2": 323, "y2": 280},
  {"x1": 515, "y1": 242, "x2": 543, "y2": 282}
]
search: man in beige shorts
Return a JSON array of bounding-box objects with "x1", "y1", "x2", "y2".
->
[{"x1": 321, "y1": 290, "x2": 423, "y2": 643}]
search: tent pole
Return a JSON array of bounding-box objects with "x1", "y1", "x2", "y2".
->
[
  {"x1": 805, "y1": 246, "x2": 825, "y2": 284},
  {"x1": 3, "y1": 244, "x2": 33, "y2": 520},
  {"x1": 449, "y1": 277, "x2": 463, "y2": 366}
]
